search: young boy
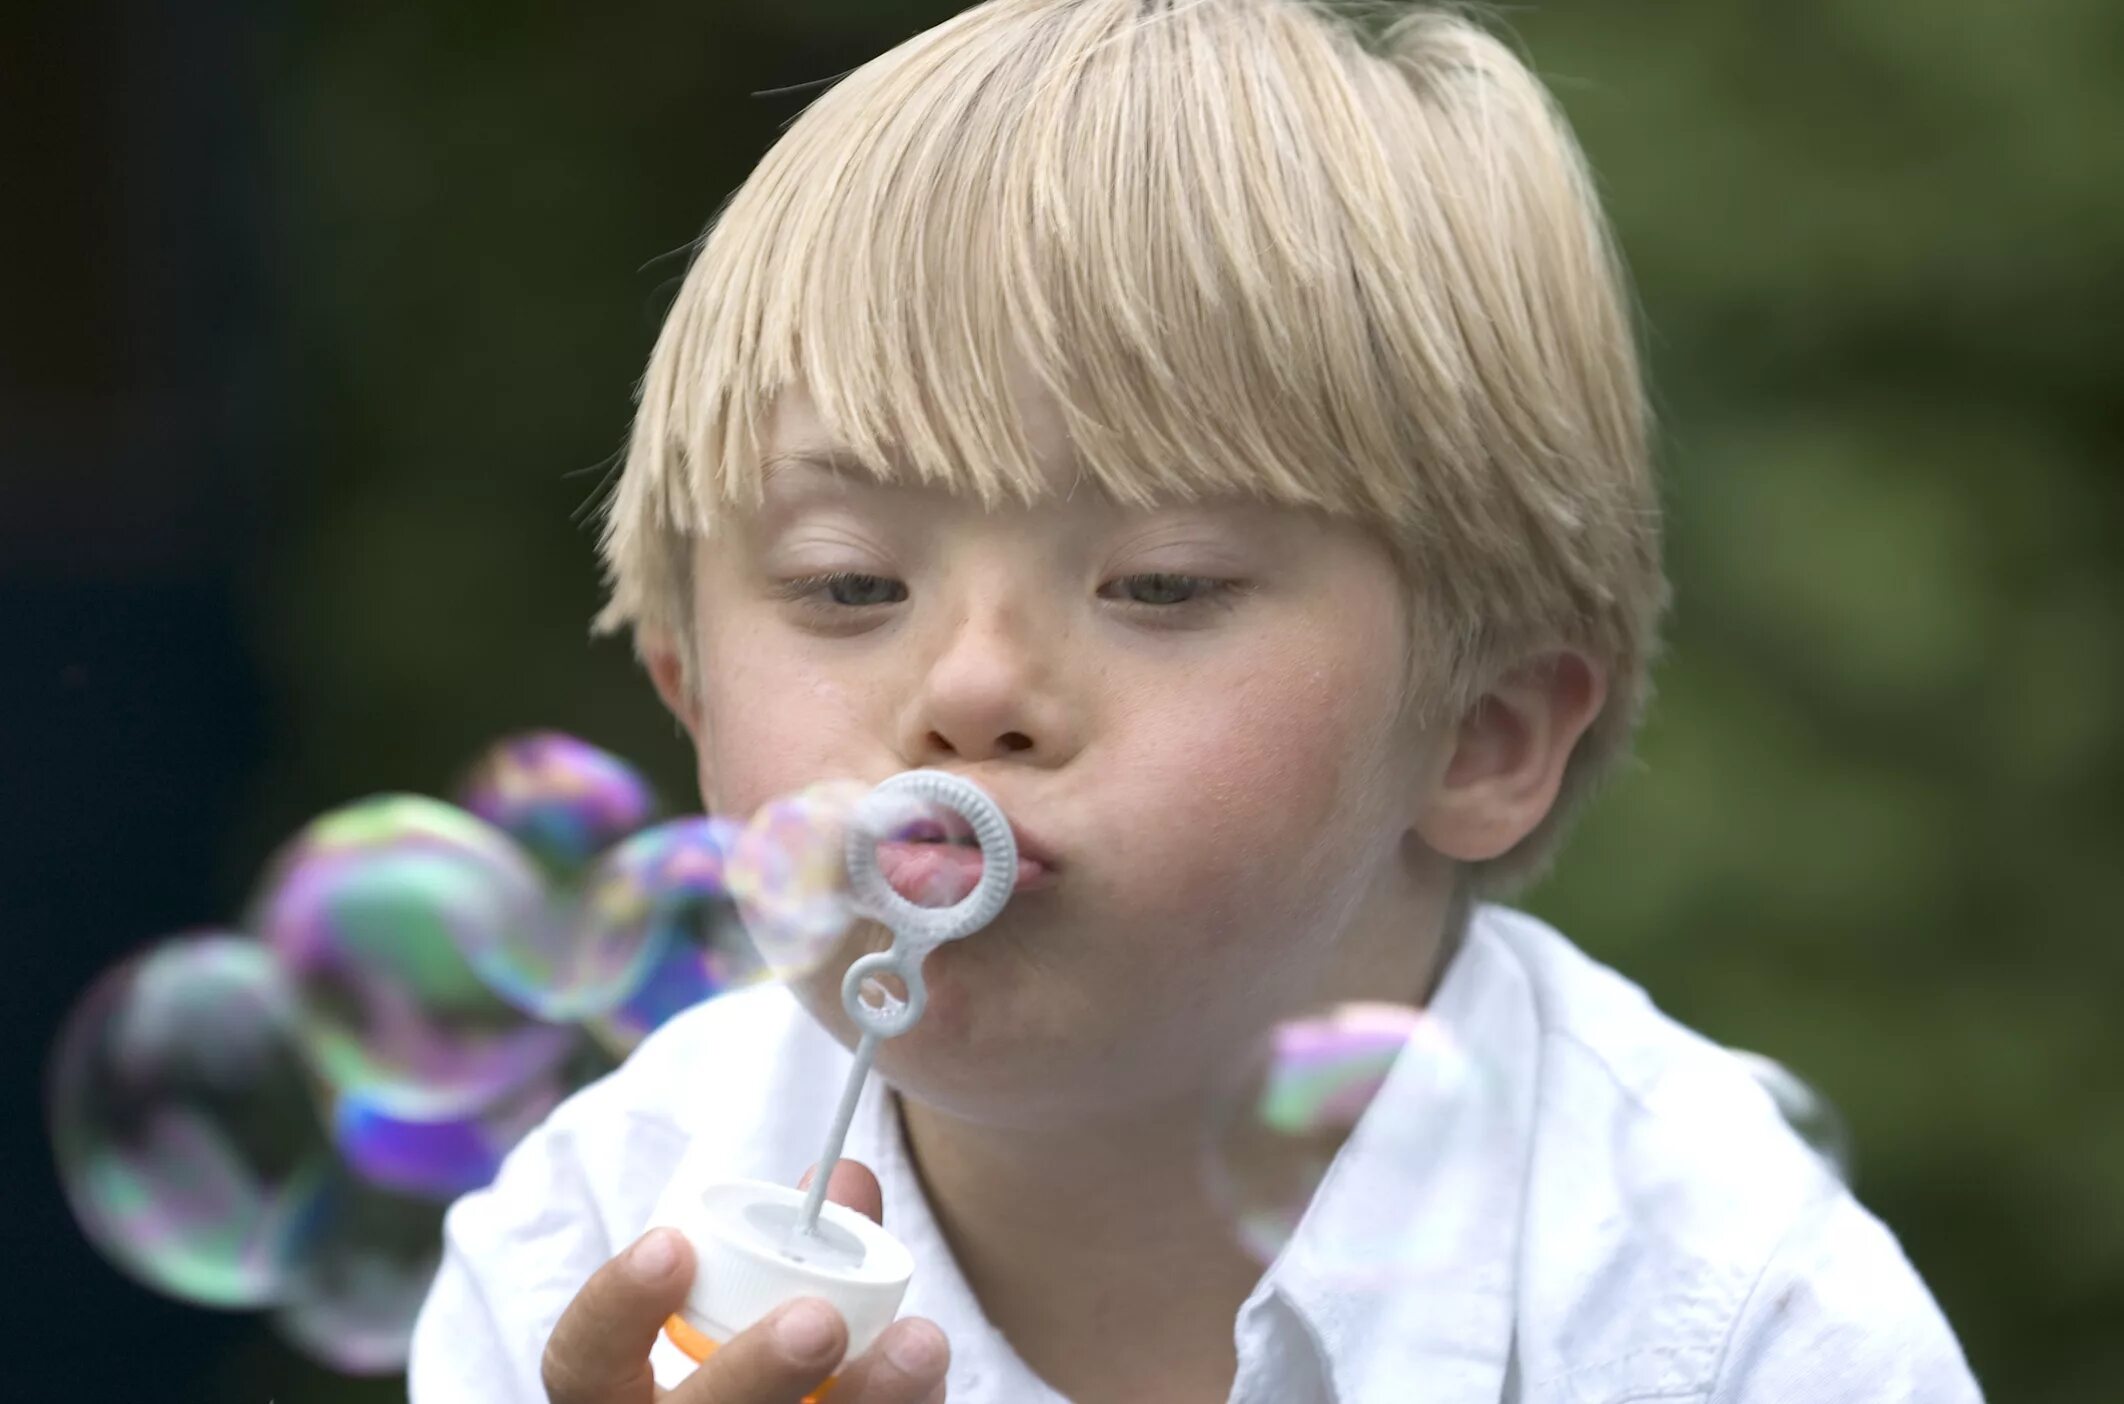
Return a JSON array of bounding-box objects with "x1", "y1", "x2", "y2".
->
[{"x1": 410, "y1": 2, "x2": 1981, "y2": 1400}]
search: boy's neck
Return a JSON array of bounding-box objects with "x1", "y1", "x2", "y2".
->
[{"x1": 896, "y1": 1086, "x2": 1263, "y2": 1404}]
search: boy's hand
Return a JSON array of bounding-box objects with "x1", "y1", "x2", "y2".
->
[{"x1": 540, "y1": 1161, "x2": 950, "y2": 1404}]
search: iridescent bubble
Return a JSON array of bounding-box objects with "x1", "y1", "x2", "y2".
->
[
  {"x1": 585, "y1": 816, "x2": 766, "y2": 1052},
  {"x1": 723, "y1": 780, "x2": 992, "y2": 979},
  {"x1": 333, "y1": 1035, "x2": 617, "y2": 1202},
  {"x1": 274, "y1": 1174, "x2": 445, "y2": 1376},
  {"x1": 333, "y1": 1072, "x2": 562, "y2": 1203},
  {"x1": 460, "y1": 815, "x2": 756, "y2": 1023},
  {"x1": 1206, "y1": 1003, "x2": 1467, "y2": 1270},
  {"x1": 47, "y1": 933, "x2": 333, "y2": 1308},
  {"x1": 1728, "y1": 1048, "x2": 1857, "y2": 1185},
  {"x1": 252, "y1": 794, "x2": 574, "y2": 1118},
  {"x1": 456, "y1": 731, "x2": 658, "y2": 879},
  {"x1": 724, "y1": 781, "x2": 873, "y2": 977}
]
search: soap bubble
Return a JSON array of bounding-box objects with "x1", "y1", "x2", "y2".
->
[
  {"x1": 332, "y1": 1070, "x2": 563, "y2": 1203},
  {"x1": 48, "y1": 933, "x2": 333, "y2": 1308},
  {"x1": 462, "y1": 815, "x2": 758, "y2": 1024},
  {"x1": 588, "y1": 936, "x2": 739, "y2": 1055},
  {"x1": 253, "y1": 794, "x2": 574, "y2": 1118},
  {"x1": 585, "y1": 817, "x2": 766, "y2": 1052},
  {"x1": 724, "y1": 781, "x2": 872, "y2": 977},
  {"x1": 1728, "y1": 1049, "x2": 1857, "y2": 1185},
  {"x1": 1206, "y1": 1002, "x2": 1470, "y2": 1273},
  {"x1": 457, "y1": 731, "x2": 657, "y2": 878},
  {"x1": 333, "y1": 1034, "x2": 617, "y2": 1202},
  {"x1": 273, "y1": 1173, "x2": 445, "y2": 1375},
  {"x1": 726, "y1": 782, "x2": 987, "y2": 976}
]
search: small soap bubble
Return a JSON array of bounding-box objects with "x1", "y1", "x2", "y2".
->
[
  {"x1": 1728, "y1": 1048, "x2": 1857, "y2": 1185},
  {"x1": 47, "y1": 933, "x2": 333, "y2": 1308},
  {"x1": 456, "y1": 731, "x2": 658, "y2": 878},
  {"x1": 252, "y1": 794, "x2": 574, "y2": 1118},
  {"x1": 273, "y1": 1173, "x2": 445, "y2": 1376},
  {"x1": 577, "y1": 816, "x2": 765, "y2": 1050},
  {"x1": 1206, "y1": 1002, "x2": 1461, "y2": 1271},
  {"x1": 724, "y1": 780, "x2": 873, "y2": 977}
]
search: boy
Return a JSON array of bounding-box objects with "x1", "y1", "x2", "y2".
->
[{"x1": 409, "y1": 2, "x2": 1982, "y2": 1400}]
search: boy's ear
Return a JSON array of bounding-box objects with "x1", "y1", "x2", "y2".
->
[
  {"x1": 1414, "y1": 651, "x2": 1606, "y2": 864},
  {"x1": 643, "y1": 637, "x2": 701, "y2": 740}
]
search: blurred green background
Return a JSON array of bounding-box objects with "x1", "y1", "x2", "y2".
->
[{"x1": 14, "y1": 1, "x2": 2119, "y2": 1399}]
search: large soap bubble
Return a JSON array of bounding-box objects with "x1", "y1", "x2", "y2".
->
[
  {"x1": 456, "y1": 731, "x2": 657, "y2": 879},
  {"x1": 585, "y1": 816, "x2": 766, "y2": 1052},
  {"x1": 333, "y1": 1035, "x2": 617, "y2": 1201},
  {"x1": 1206, "y1": 1002, "x2": 1473, "y2": 1273},
  {"x1": 332, "y1": 1075, "x2": 563, "y2": 1204},
  {"x1": 252, "y1": 794, "x2": 574, "y2": 1118},
  {"x1": 458, "y1": 815, "x2": 756, "y2": 1023},
  {"x1": 1728, "y1": 1048, "x2": 1857, "y2": 1185},
  {"x1": 47, "y1": 933, "x2": 333, "y2": 1308},
  {"x1": 273, "y1": 1173, "x2": 445, "y2": 1375}
]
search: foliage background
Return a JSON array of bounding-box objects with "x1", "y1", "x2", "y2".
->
[{"x1": 7, "y1": 1, "x2": 2118, "y2": 1399}]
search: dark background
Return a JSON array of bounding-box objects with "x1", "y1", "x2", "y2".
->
[{"x1": 6, "y1": 2, "x2": 2119, "y2": 1399}]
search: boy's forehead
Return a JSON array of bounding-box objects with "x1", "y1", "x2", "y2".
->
[
  {"x1": 756, "y1": 442, "x2": 1093, "y2": 510},
  {"x1": 760, "y1": 372, "x2": 1091, "y2": 504}
]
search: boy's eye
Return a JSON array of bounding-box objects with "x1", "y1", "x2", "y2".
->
[
  {"x1": 1103, "y1": 573, "x2": 1230, "y2": 607},
  {"x1": 781, "y1": 572, "x2": 908, "y2": 608}
]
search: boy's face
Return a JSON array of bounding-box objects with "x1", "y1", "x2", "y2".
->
[{"x1": 659, "y1": 379, "x2": 1459, "y2": 1128}]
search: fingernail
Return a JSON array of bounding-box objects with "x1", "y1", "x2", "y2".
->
[
  {"x1": 885, "y1": 1323, "x2": 944, "y2": 1376},
  {"x1": 775, "y1": 1299, "x2": 839, "y2": 1360},
  {"x1": 630, "y1": 1230, "x2": 679, "y2": 1281}
]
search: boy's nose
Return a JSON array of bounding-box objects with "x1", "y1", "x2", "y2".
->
[
  {"x1": 920, "y1": 723, "x2": 1037, "y2": 761},
  {"x1": 898, "y1": 615, "x2": 1077, "y2": 767}
]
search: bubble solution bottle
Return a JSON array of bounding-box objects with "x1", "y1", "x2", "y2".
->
[{"x1": 648, "y1": 771, "x2": 1018, "y2": 1394}]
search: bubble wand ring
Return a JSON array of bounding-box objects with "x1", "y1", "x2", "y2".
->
[{"x1": 791, "y1": 771, "x2": 1016, "y2": 1240}]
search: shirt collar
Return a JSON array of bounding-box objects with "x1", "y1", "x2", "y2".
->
[{"x1": 1262, "y1": 911, "x2": 1540, "y2": 1403}]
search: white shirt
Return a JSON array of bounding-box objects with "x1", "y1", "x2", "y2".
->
[{"x1": 409, "y1": 904, "x2": 1984, "y2": 1402}]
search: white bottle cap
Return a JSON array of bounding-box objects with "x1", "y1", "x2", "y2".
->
[{"x1": 656, "y1": 1178, "x2": 915, "y2": 1363}]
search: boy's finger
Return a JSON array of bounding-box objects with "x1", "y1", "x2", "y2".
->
[
  {"x1": 825, "y1": 1317, "x2": 952, "y2": 1404},
  {"x1": 795, "y1": 1159, "x2": 885, "y2": 1225},
  {"x1": 666, "y1": 1298, "x2": 847, "y2": 1404},
  {"x1": 542, "y1": 1228, "x2": 694, "y2": 1404}
]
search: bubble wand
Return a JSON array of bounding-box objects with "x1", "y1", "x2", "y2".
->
[
  {"x1": 651, "y1": 769, "x2": 1017, "y2": 1371},
  {"x1": 791, "y1": 769, "x2": 1018, "y2": 1242}
]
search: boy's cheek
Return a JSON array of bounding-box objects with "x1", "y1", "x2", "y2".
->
[{"x1": 1122, "y1": 704, "x2": 1391, "y2": 869}]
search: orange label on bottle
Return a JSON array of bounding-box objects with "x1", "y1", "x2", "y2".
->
[{"x1": 662, "y1": 1316, "x2": 839, "y2": 1401}]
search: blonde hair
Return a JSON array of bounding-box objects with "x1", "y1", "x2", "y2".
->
[{"x1": 596, "y1": 0, "x2": 1665, "y2": 894}]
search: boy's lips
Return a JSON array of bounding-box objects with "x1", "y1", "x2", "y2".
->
[{"x1": 873, "y1": 826, "x2": 1056, "y2": 906}]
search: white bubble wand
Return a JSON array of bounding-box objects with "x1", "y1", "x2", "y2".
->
[
  {"x1": 790, "y1": 769, "x2": 1018, "y2": 1242},
  {"x1": 650, "y1": 770, "x2": 1017, "y2": 1368}
]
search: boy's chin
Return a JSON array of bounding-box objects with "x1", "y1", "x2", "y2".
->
[{"x1": 789, "y1": 931, "x2": 1093, "y2": 1103}]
